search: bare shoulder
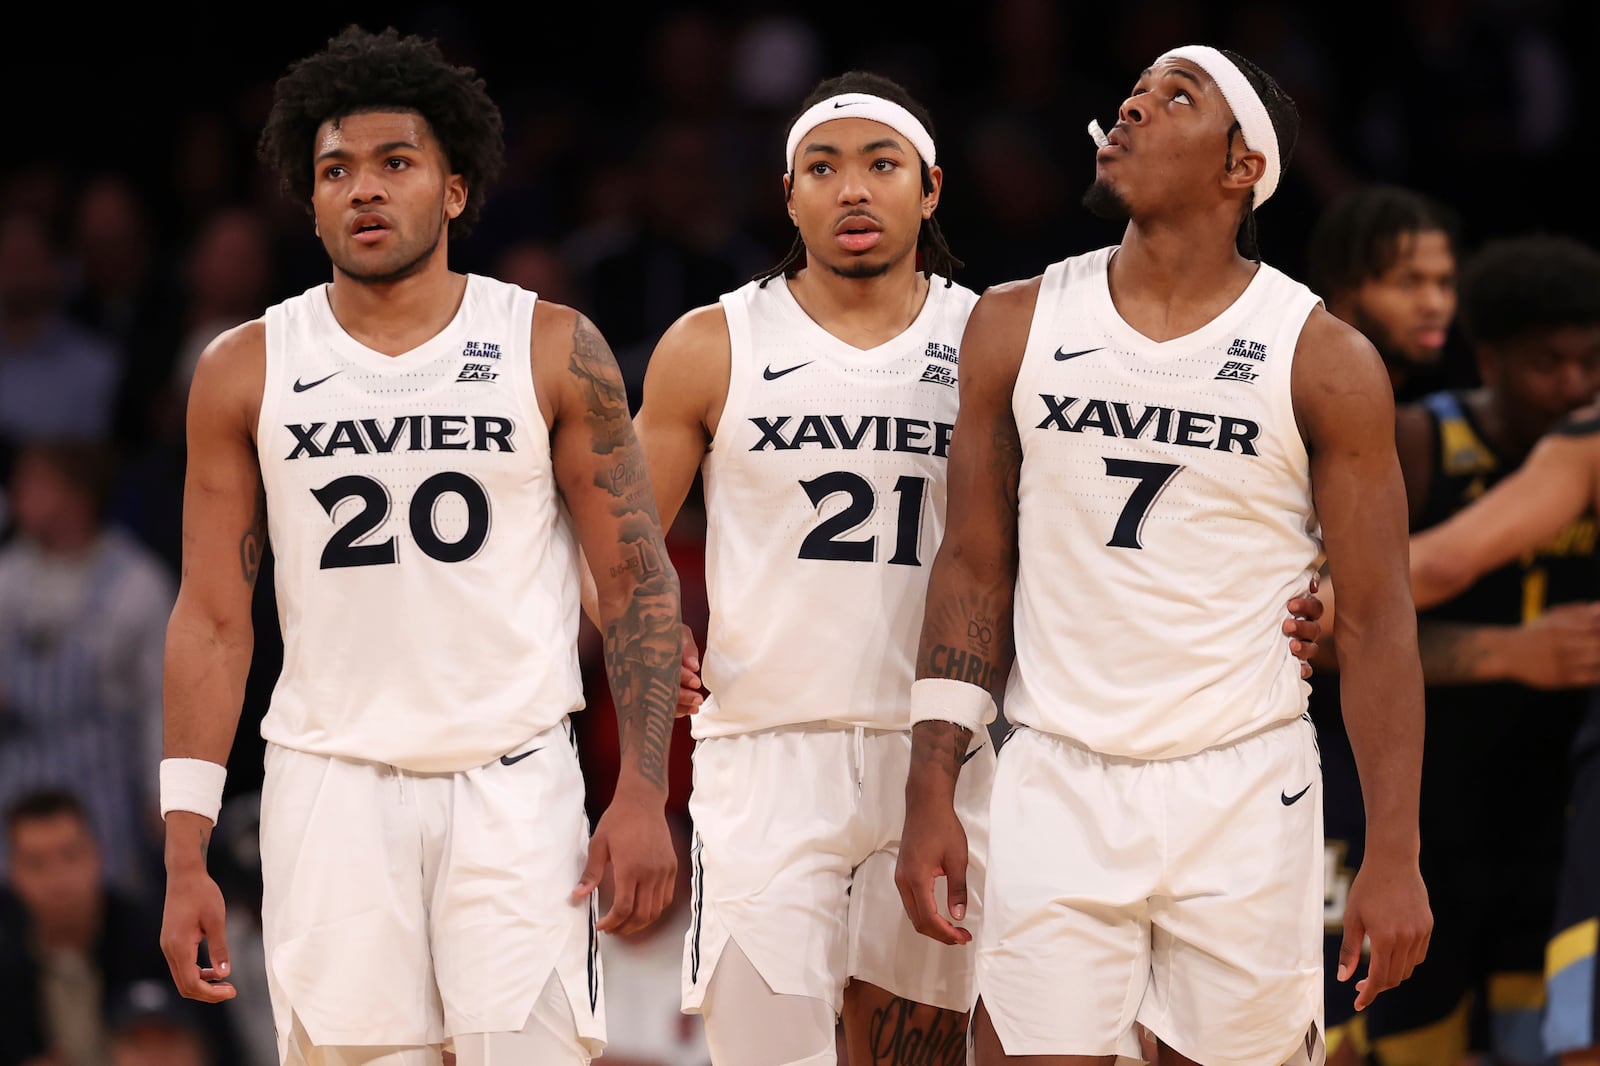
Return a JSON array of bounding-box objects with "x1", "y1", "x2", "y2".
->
[
  {"x1": 1292, "y1": 305, "x2": 1391, "y2": 401},
  {"x1": 648, "y1": 301, "x2": 730, "y2": 382},
  {"x1": 958, "y1": 276, "x2": 1043, "y2": 388},
  {"x1": 654, "y1": 301, "x2": 730, "y2": 361},
  {"x1": 190, "y1": 318, "x2": 267, "y2": 432},
  {"x1": 529, "y1": 298, "x2": 593, "y2": 363},
  {"x1": 972, "y1": 275, "x2": 1045, "y2": 321}
]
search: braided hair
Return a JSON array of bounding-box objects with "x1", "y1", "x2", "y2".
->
[
  {"x1": 1219, "y1": 49, "x2": 1299, "y2": 261},
  {"x1": 757, "y1": 70, "x2": 962, "y2": 287}
]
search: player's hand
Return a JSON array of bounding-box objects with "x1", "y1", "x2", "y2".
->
[
  {"x1": 159, "y1": 813, "x2": 235, "y2": 1003},
  {"x1": 574, "y1": 791, "x2": 676, "y2": 936},
  {"x1": 1507, "y1": 601, "x2": 1600, "y2": 689},
  {"x1": 1338, "y1": 846, "x2": 1431, "y2": 1011},
  {"x1": 1285, "y1": 574, "x2": 1324, "y2": 679},
  {"x1": 678, "y1": 622, "x2": 704, "y2": 716},
  {"x1": 894, "y1": 794, "x2": 972, "y2": 946}
]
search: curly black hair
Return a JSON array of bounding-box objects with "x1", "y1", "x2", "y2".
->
[
  {"x1": 757, "y1": 70, "x2": 962, "y2": 287},
  {"x1": 1458, "y1": 234, "x2": 1600, "y2": 348},
  {"x1": 1218, "y1": 49, "x2": 1299, "y2": 261},
  {"x1": 257, "y1": 25, "x2": 504, "y2": 238},
  {"x1": 1305, "y1": 184, "x2": 1460, "y2": 301}
]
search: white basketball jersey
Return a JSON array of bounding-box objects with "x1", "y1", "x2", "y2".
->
[
  {"x1": 1006, "y1": 247, "x2": 1323, "y2": 759},
  {"x1": 695, "y1": 275, "x2": 979, "y2": 737},
  {"x1": 256, "y1": 275, "x2": 583, "y2": 771}
]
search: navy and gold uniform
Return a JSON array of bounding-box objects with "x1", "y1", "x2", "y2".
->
[{"x1": 1362, "y1": 391, "x2": 1597, "y2": 1065}]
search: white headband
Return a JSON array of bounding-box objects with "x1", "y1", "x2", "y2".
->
[
  {"x1": 1157, "y1": 45, "x2": 1281, "y2": 208},
  {"x1": 784, "y1": 92, "x2": 936, "y2": 172}
]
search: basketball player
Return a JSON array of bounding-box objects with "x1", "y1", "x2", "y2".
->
[
  {"x1": 896, "y1": 46, "x2": 1431, "y2": 1066},
  {"x1": 1401, "y1": 240, "x2": 1600, "y2": 1066},
  {"x1": 1301, "y1": 186, "x2": 1600, "y2": 1066},
  {"x1": 618, "y1": 69, "x2": 1323, "y2": 1066},
  {"x1": 157, "y1": 26, "x2": 682, "y2": 1066},
  {"x1": 1358, "y1": 234, "x2": 1600, "y2": 1066},
  {"x1": 1306, "y1": 184, "x2": 1460, "y2": 399}
]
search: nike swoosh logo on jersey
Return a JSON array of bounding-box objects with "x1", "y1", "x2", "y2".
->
[
  {"x1": 499, "y1": 747, "x2": 544, "y2": 766},
  {"x1": 962, "y1": 745, "x2": 983, "y2": 765},
  {"x1": 1280, "y1": 783, "x2": 1312, "y2": 805},
  {"x1": 763, "y1": 361, "x2": 814, "y2": 380},
  {"x1": 1054, "y1": 347, "x2": 1104, "y2": 362},
  {"x1": 292, "y1": 371, "x2": 342, "y2": 392}
]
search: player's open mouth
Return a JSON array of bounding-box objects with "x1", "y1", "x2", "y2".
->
[
  {"x1": 350, "y1": 214, "x2": 391, "y2": 243},
  {"x1": 835, "y1": 215, "x2": 883, "y2": 253}
]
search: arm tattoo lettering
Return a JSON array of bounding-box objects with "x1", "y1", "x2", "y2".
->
[{"x1": 571, "y1": 316, "x2": 681, "y2": 790}]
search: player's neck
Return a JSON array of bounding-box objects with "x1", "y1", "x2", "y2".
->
[
  {"x1": 1466, "y1": 387, "x2": 1539, "y2": 462},
  {"x1": 786, "y1": 260, "x2": 930, "y2": 350},
  {"x1": 1108, "y1": 217, "x2": 1258, "y2": 343},
  {"x1": 326, "y1": 263, "x2": 469, "y2": 358}
]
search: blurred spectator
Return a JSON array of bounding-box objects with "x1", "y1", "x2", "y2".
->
[
  {"x1": 597, "y1": 809, "x2": 710, "y2": 1066},
  {"x1": 1306, "y1": 183, "x2": 1463, "y2": 400},
  {"x1": 107, "y1": 978, "x2": 220, "y2": 1066},
  {"x1": 494, "y1": 238, "x2": 584, "y2": 309},
  {"x1": 0, "y1": 442, "x2": 174, "y2": 891},
  {"x1": 0, "y1": 790, "x2": 195, "y2": 1066},
  {"x1": 0, "y1": 211, "x2": 123, "y2": 464},
  {"x1": 63, "y1": 174, "x2": 185, "y2": 455},
  {"x1": 170, "y1": 205, "x2": 276, "y2": 400},
  {"x1": 565, "y1": 119, "x2": 767, "y2": 410}
]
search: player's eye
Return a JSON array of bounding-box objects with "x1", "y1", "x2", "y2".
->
[{"x1": 1174, "y1": 90, "x2": 1194, "y2": 106}]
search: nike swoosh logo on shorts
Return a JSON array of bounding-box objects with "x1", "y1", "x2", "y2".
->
[
  {"x1": 1054, "y1": 347, "x2": 1104, "y2": 362},
  {"x1": 763, "y1": 361, "x2": 813, "y2": 380},
  {"x1": 1281, "y1": 783, "x2": 1312, "y2": 805},
  {"x1": 293, "y1": 371, "x2": 342, "y2": 392},
  {"x1": 499, "y1": 747, "x2": 543, "y2": 766}
]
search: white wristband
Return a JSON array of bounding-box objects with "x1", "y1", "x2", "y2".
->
[
  {"x1": 160, "y1": 758, "x2": 228, "y2": 825},
  {"x1": 909, "y1": 677, "x2": 997, "y2": 735}
]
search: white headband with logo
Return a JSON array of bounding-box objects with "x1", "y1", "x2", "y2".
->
[
  {"x1": 1156, "y1": 45, "x2": 1281, "y2": 208},
  {"x1": 784, "y1": 92, "x2": 937, "y2": 172}
]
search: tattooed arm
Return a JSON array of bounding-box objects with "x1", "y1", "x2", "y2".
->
[
  {"x1": 895, "y1": 280, "x2": 1034, "y2": 947},
  {"x1": 539, "y1": 304, "x2": 683, "y2": 935},
  {"x1": 160, "y1": 320, "x2": 267, "y2": 1003}
]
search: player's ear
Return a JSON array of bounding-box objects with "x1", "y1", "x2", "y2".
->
[
  {"x1": 922, "y1": 164, "x2": 942, "y2": 219},
  {"x1": 1223, "y1": 129, "x2": 1265, "y2": 197},
  {"x1": 445, "y1": 174, "x2": 467, "y2": 221}
]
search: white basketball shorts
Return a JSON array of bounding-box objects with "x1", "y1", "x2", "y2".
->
[
  {"x1": 978, "y1": 717, "x2": 1325, "y2": 1066},
  {"x1": 258, "y1": 718, "x2": 604, "y2": 1057},
  {"x1": 682, "y1": 722, "x2": 995, "y2": 1015}
]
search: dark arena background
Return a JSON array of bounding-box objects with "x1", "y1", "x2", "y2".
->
[{"x1": 2, "y1": 2, "x2": 1598, "y2": 1064}]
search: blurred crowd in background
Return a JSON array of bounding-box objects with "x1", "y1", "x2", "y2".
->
[{"x1": 1, "y1": 1, "x2": 1597, "y2": 1063}]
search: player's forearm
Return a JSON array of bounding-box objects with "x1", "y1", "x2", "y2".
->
[
  {"x1": 162, "y1": 606, "x2": 254, "y2": 766},
  {"x1": 1415, "y1": 621, "x2": 1517, "y2": 684},
  {"x1": 907, "y1": 550, "x2": 1016, "y2": 803},
  {"x1": 1336, "y1": 609, "x2": 1424, "y2": 856},
  {"x1": 161, "y1": 606, "x2": 253, "y2": 868},
  {"x1": 596, "y1": 558, "x2": 682, "y2": 801}
]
